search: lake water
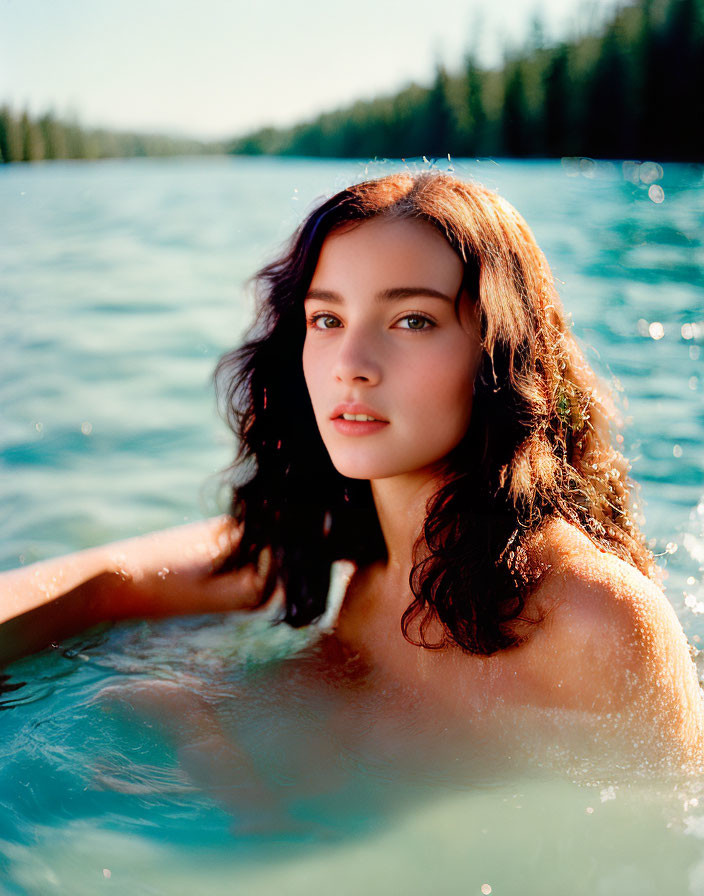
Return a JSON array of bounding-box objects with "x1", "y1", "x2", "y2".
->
[{"x1": 0, "y1": 156, "x2": 703, "y2": 894}]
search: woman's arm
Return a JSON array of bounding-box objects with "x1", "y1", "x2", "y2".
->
[{"x1": 0, "y1": 516, "x2": 269, "y2": 666}]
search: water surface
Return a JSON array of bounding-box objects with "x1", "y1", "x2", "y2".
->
[{"x1": 1, "y1": 157, "x2": 703, "y2": 894}]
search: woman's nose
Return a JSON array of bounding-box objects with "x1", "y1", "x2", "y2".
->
[{"x1": 333, "y1": 329, "x2": 382, "y2": 386}]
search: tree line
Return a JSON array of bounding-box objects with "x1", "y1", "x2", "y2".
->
[
  {"x1": 0, "y1": 108, "x2": 222, "y2": 164},
  {"x1": 228, "y1": 0, "x2": 703, "y2": 162},
  {"x1": 2, "y1": 0, "x2": 701, "y2": 164}
]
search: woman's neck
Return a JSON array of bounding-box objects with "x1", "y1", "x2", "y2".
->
[
  {"x1": 335, "y1": 469, "x2": 449, "y2": 651},
  {"x1": 370, "y1": 469, "x2": 443, "y2": 576}
]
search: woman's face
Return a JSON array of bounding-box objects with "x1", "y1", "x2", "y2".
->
[{"x1": 302, "y1": 215, "x2": 482, "y2": 483}]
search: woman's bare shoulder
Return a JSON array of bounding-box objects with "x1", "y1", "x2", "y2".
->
[
  {"x1": 529, "y1": 517, "x2": 672, "y2": 641},
  {"x1": 522, "y1": 518, "x2": 704, "y2": 762},
  {"x1": 525, "y1": 518, "x2": 683, "y2": 668}
]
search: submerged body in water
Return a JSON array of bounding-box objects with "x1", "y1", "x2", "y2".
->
[{"x1": 88, "y1": 513, "x2": 704, "y2": 825}]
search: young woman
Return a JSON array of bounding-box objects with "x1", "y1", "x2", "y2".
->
[{"x1": 2, "y1": 171, "x2": 702, "y2": 776}]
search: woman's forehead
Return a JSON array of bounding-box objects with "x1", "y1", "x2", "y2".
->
[{"x1": 312, "y1": 216, "x2": 463, "y2": 289}]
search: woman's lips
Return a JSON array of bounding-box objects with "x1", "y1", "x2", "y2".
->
[
  {"x1": 331, "y1": 417, "x2": 389, "y2": 436},
  {"x1": 330, "y1": 403, "x2": 389, "y2": 435}
]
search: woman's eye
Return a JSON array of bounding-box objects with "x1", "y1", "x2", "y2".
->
[
  {"x1": 311, "y1": 315, "x2": 341, "y2": 330},
  {"x1": 397, "y1": 315, "x2": 434, "y2": 331}
]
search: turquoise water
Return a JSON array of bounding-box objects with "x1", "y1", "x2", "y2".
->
[{"x1": 1, "y1": 157, "x2": 703, "y2": 894}]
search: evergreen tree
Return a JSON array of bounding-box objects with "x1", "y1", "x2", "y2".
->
[
  {"x1": 6, "y1": 108, "x2": 23, "y2": 162},
  {"x1": 423, "y1": 64, "x2": 456, "y2": 159},
  {"x1": 20, "y1": 110, "x2": 45, "y2": 161},
  {"x1": 640, "y1": 0, "x2": 704, "y2": 159},
  {"x1": 0, "y1": 106, "x2": 11, "y2": 163},
  {"x1": 582, "y1": 25, "x2": 635, "y2": 158},
  {"x1": 38, "y1": 112, "x2": 68, "y2": 159},
  {"x1": 461, "y1": 53, "x2": 487, "y2": 156},
  {"x1": 543, "y1": 45, "x2": 573, "y2": 157},
  {"x1": 502, "y1": 62, "x2": 531, "y2": 156}
]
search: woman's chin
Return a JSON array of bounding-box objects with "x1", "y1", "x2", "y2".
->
[
  {"x1": 330, "y1": 457, "x2": 432, "y2": 483},
  {"x1": 332, "y1": 464, "x2": 389, "y2": 481},
  {"x1": 330, "y1": 458, "x2": 400, "y2": 481}
]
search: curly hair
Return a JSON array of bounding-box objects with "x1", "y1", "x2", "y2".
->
[{"x1": 215, "y1": 171, "x2": 656, "y2": 656}]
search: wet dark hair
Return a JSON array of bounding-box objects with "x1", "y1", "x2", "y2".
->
[{"x1": 215, "y1": 171, "x2": 656, "y2": 656}]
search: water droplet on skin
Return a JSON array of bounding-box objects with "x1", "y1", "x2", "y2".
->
[{"x1": 157, "y1": 567, "x2": 170, "y2": 580}]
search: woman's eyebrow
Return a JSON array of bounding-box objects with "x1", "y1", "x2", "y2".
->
[{"x1": 304, "y1": 287, "x2": 454, "y2": 303}]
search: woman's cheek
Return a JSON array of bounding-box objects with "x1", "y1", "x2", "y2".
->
[
  {"x1": 416, "y1": 346, "x2": 472, "y2": 400},
  {"x1": 422, "y1": 348, "x2": 475, "y2": 430}
]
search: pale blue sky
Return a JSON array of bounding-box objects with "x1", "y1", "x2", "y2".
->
[{"x1": 1, "y1": 0, "x2": 619, "y2": 139}]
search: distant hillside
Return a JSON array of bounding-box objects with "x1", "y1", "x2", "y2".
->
[{"x1": 227, "y1": 0, "x2": 704, "y2": 162}]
